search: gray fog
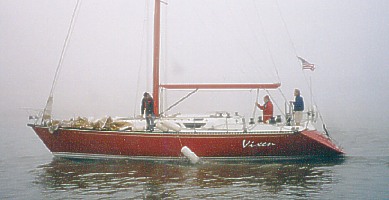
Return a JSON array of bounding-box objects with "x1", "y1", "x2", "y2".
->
[{"x1": 1, "y1": 0, "x2": 388, "y2": 125}]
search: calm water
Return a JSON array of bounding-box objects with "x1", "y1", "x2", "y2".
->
[{"x1": 0, "y1": 113, "x2": 388, "y2": 199}]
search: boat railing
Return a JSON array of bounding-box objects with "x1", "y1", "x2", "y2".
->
[
  {"x1": 284, "y1": 101, "x2": 319, "y2": 127},
  {"x1": 27, "y1": 108, "x2": 316, "y2": 134}
]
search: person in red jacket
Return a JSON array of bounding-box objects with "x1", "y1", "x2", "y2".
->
[{"x1": 256, "y1": 95, "x2": 273, "y2": 123}]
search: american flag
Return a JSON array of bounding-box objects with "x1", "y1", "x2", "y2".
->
[{"x1": 297, "y1": 56, "x2": 315, "y2": 71}]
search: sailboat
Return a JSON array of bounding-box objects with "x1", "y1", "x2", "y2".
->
[{"x1": 28, "y1": 0, "x2": 344, "y2": 162}]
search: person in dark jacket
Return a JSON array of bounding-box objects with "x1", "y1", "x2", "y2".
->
[
  {"x1": 256, "y1": 95, "x2": 273, "y2": 123},
  {"x1": 141, "y1": 92, "x2": 155, "y2": 131},
  {"x1": 291, "y1": 89, "x2": 304, "y2": 126}
]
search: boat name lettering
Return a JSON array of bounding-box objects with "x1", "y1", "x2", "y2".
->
[{"x1": 242, "y1": 139, "x2": 276, "y2": 148}]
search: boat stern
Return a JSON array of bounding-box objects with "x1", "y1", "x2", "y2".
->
[{"x1": 300, "y1": 130, "x2": 345, "y2": 156}]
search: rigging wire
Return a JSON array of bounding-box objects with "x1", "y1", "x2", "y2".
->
[
  {"x1": 275, "y1": 0, "x2": 298, "y2": 58},
  {"x1": 43, "y1": 0, "x2": 82, "y2": 119},
  {"x1": 216, "y1": 1, "x2": 283, "y2": 116},
  {"x1": 133, "y1": 0, "x2": 150, "y2": 117},
  {"x1": 275, "y1": 0, "x2": 328, "y2": 128},
  {"x1": 160, "y1": 89, "x2": 198, "y2": 116},
  {"x1": 275, "y1": 1, "x2": 314, "y2": 100},
  {"x1": 251, "y1": 0, "x2": 282, "y2": 84},
  {"x1": 251, "y1": 0, "x2": 290, "y2": 108},
  {"x1": 50, "y1": 0, "x2": 82, "y2": 97},
  {"x1": 275, "y1": 0, "x2": 313, "y2": 109}
]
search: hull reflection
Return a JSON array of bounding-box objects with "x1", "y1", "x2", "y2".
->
[{"x1": 33, "y1": 158, "x2": 344, "y2": 199}]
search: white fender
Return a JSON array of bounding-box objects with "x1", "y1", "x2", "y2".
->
[
  {"x1": 131, "y1": 126, "x2": 145, "y2": 131},
  {"x1": 156, "y1": 122, "x2": 169, "y2": 132},
  {"x1": 160, "y1": 121, "x2": 182, "y2": 132},
  {"x1": 181, "y1": 146, "x2": 200, "y2": 164}
]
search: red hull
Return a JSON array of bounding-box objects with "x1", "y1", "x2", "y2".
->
[{"x1": 29, "y1": 124, "x2": 343, "y2": 160}]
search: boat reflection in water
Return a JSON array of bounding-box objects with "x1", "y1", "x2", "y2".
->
[{"x1": 33, "y1": 158, "x2": 345, "y2": 199}]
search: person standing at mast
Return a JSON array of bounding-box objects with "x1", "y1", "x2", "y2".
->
[{"x1": 141, "y1": 92, "x2": 155, "y2": 131}]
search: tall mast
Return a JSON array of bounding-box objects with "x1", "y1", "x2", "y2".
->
[{"x1": 153, "y1": 0, "x2": 161, "y2": 116}]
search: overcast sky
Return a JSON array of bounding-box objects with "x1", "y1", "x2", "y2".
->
[{"x1": 1, "y1": 0, "x2": 388, "y2": 123}]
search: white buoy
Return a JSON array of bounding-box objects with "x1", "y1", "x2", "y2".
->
[{"x1": 181, "y1": 146, "x2": 200, "y2": 164}]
